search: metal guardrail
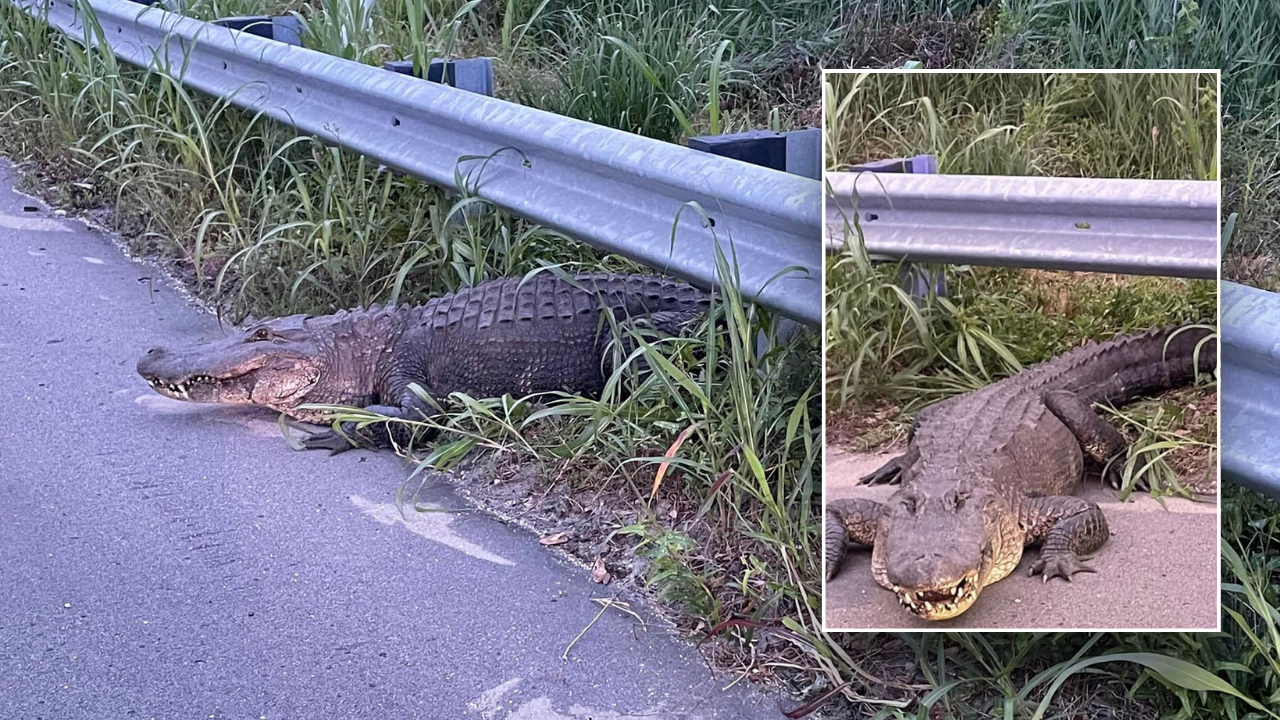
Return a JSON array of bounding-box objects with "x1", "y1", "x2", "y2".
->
[
  {"x1": 19, "y1": 0, "x2": 821, "y2": 325},
  {"x1": 825, "y1": 173, "x2": 1218, "y2": 279},
  {"x1": 1221, "y1": 281, "x2": 1280, "y2": 501}
]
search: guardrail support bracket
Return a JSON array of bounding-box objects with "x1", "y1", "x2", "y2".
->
[
  {"x1": 383, "y1": 58, "x2": 495, "y2": 96},
  {"x1": 211, "y1": 15, "x2": 303, "y2": 46}
]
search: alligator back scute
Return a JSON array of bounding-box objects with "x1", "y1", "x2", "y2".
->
[
  {"x1": 413, "y1": 273, "x2": 708, "y2": 401},
  {"x1": 913, "y1": 323, "x2": 1214, "y2": 488}
]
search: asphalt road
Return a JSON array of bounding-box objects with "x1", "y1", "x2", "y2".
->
[
  {"x1": 0, "y1": 161, "x2": 779, "y2": 719},
  {"x1": 823, "y1": 448, "x2": 1219, "y2": 631}
]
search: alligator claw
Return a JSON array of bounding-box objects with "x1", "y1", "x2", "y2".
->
[
  {"x1": 1030, "y1": 553, "x2": 1096, "y2": 583},
  {"x1": 860, "y1": 454, "x2": 908, "y2": 485},
  {"x1": 1102, "y1": 449, "x2": 1157, "y2": 492}
]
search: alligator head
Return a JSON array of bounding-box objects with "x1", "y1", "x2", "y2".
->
[
  {"x1": 873, "y1": 484, "x2": 1019, "y2": 620},
  {"x1": 137, "y1": 315, "x2": 332, "y2": 420}
]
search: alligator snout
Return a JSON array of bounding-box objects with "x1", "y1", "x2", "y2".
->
[
  {"x1": 136, "y1": 346, "x2": 170, "y2": 377},
  {"x1": 889, "y1": 551, "x2": 955, "y2": 588}
]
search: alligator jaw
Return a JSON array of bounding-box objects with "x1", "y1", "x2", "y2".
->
[
  {"x1": 142, "y1": 371, "x2": 253, "y2": 403},
  {"x1": 894, "y1": 573, "x2": 981, "y2": 621}
]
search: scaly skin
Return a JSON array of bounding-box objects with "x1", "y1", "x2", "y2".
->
[
  {"x1": 137, "y1": 273, "x2": 709, "y2": 449},
  {"x1": 826, "y1": 325, "x2": 1216, "y2": 621}
]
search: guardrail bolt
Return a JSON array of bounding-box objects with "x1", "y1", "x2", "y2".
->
[{"x1": 844, "y1": 154, "x2": 945, "y2": 301}]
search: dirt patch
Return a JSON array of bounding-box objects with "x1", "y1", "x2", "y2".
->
[
  {"x1": 736, "y1": 44, "x2": 825, "y2": 130},
  {"x1": 848, "y1": 11, "x2": 991, "y2": 69},
  {"x1": 825, "y1": 397, "x2": 906, "y2": 451},
  {"x1": 1224, "y1": 254, "x2": 1280, "y2": 291},
  {"x1": 1127, "y1": 387, "x2": 1218, "y2": 497}
]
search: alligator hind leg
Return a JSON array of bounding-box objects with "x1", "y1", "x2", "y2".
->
[
  {"x1": 1020, "y1": 496, "x2": 1110, "y2": 582},
  {"x1": 825, "y1": 498, "x2": 883, "y2": 581},
  {"x1": 1043, "y1": 389, "x2": 1134, "y2": 490}
]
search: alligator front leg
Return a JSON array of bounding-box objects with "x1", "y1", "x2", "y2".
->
[
  {"x1": 301, "y1": 393, "x2": 438, "y2": 454},
  {"x1": 1043, "y1": 389, "x2": 1135, "y2": 489},
  {"x1": 1019, "y1": 496, "x2": 1109, "y2": 582},
  {"x1": 859, "y1": 446, "x2": 918, "y2": 485},
  {"x1": 825, "y1": 498, "x2": 884, "y2": 581}
]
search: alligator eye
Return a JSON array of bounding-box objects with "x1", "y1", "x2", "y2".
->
[{"x1": 249, "y1": 328, "x2": 272, "y2": 342}]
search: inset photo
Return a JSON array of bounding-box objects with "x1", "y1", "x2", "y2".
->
[{"x1": 822, "y1": 70, "x2": 1220, "y2": 631}]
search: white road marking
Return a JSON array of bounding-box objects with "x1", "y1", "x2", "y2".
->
[
  {"x1": 82, "y1": 256, "x2": 105, "y2": 265},
  {"x1": 506, "y1": 697, "x2": 627, "y2": 720},
  {"x1": 135, "y1": 394, "x2": 204, "y2": 414},
  {"x1": 349, "y1": 494, "x2": 515, "y2": 567},
  {"x1": 468, "y1": 678, "x2": 522, "y2": 719}
]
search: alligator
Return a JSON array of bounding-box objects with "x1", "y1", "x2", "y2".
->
[
  {"x1": 137, "y1": 273, "x2": 709, "y2": 451},
  {"x1": 825, "y1": 324, "x2": 1215, "y2": 621}
]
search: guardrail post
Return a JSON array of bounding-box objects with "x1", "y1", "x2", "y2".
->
[
  {"x1": 843, "y1": 155, "x2": 945, "y2": 300},
  {"x1": 688, "y1": 130, "x2": 787, "y2": 172},
  {"x1": 844, "y1": 155, "x2": 938, "y2": 175},
  {"x1": 271, "y1": 16, "x2": 304, "y2": 46},
  {"x1": 784, "y1": 128, "x2": 821, "y2": 180},
  {"x1": 383, "y1": 58, "x2": 495, "y2": 96},
  {"x1": 686, "y1": 131, "x2": 816, "y2": 350},
  {"x1": 212, "y1": 16, "x2": 274, "y2": 39},
  {"x1": 688, "y1": 128, "x2": 821, "y2": 180}
]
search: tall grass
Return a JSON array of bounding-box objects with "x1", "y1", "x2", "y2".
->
[
  {"x1": 824, "y1": 72, "x2": 1219, "y2": 412},
  {"x1": 0, "y1": 0, "x2": 607, "y2": 321},
  {"x1": 825, "y1": 71, "x2": 1218, "y2": 180},
  {"x1": 993, "y1": 0, "x2": 1280, "y2": 117},
  {"x1": 523, "y1": 3, "x2": 740, "y2": 142}
]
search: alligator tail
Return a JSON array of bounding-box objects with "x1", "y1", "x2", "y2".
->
[
  {"x1": 1060, "y1": 323, "x2": 1217, "y2": 404},
  {"x1": 825, "y1": 506, "x2": 848, "y2": 582}
]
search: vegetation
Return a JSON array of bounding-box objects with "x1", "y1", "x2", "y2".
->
[
  {"x1": 824, "y1": 71, "x2": 1218, "y2": 415},
  {"x1": 0, "y1": 0, "x2": 1276, "y2": 719}
]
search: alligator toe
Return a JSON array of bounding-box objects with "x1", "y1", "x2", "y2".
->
[
  {"x1": 301, "y1": 427, "x2": 360, "y2": 454},
  {"x1": 1030, "y1": 553, "x2": 1096, "y2": 583}
]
